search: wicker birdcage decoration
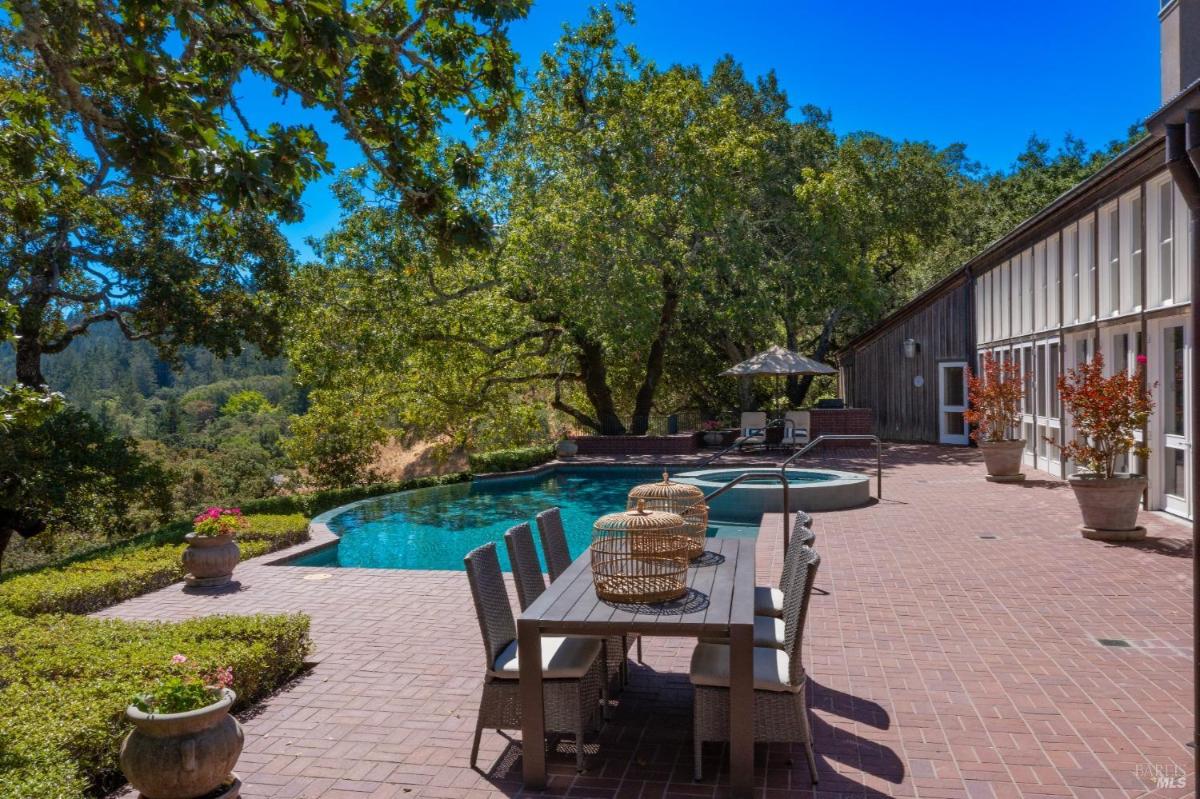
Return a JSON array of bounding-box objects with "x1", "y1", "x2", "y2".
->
[
  {"x1": 627, "y1": 472, "x2": 708, "y2": 561},
  {"x1": 590, "y1": 500, "x2": 689, "y2": 603}
]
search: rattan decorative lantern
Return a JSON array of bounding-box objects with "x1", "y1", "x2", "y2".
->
[
  {"x1": 590, "y1": 500, "x2": 689, "y2": 603},
  {"x1": 627, "y1": 472, "x2": 708, "y2": 561}
]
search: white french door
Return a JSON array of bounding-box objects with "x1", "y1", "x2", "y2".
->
[
  {"x1": 1150, "y1": 318, "x2": 1191, "y2": 518},
  {"x1": 939, "y1": 361, "x2": 969, "y2": 445}
]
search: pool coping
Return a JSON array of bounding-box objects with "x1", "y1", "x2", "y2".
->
[{"x1": 292, "y1": 460, "x2": 858, "y2": 568}]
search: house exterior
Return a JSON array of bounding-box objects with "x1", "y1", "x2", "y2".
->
[{"x1": 837, "y1": 0, "x2": 1200, "y2": 521}]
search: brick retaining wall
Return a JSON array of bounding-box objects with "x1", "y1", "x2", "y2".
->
[
  {"x1": 808, "y1": 408, "x2": 874, "y2": 447},
  {"x1": 571, "y1": 433, "x2": 700, "y2": 455}
]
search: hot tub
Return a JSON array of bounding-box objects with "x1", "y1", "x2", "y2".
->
[{"x1": 672, "y1": 468, "x2": 871, "y2": 518}]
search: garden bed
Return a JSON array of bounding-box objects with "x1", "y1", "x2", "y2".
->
[{"x1": 0, "y1": 611, "x2": 310, "y2": 799}]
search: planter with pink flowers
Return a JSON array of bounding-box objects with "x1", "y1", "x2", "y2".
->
[
  {"x1": 121, "y1": 654, "x2": 243, "y2": 798},
  {"x1": 184, "y1": 507, "x2": 246, "y2": 588}
]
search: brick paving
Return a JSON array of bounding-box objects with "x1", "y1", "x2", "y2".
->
[{"x1": 99, "y1": 445, "x2": 1194, "y2": 799}]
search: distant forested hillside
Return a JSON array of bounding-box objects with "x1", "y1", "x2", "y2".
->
[{"x1": 0, "y1": 322, "x2": 304, "y2": 533}]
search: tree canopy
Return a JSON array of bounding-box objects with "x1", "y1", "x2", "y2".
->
[
  {"x1": 284, "y1": 6, "x2": 972, "y2": 475},
  {"x1": 1, "y1": 0, "x2": 529, "y2": 386}
]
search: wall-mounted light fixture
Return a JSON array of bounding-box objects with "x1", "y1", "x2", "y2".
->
[{"x1": 903, "y1": 338, "x2": 919, "y2": 359}]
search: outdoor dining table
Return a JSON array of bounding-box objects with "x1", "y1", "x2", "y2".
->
[{"x1": 517, "y1": 536, "x2": 757, "y2": 796}]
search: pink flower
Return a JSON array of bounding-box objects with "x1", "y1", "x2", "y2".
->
[
  {"x1": 1136, "y1": 354, "x2": 1148, "y2": 365},
  {"x1": 171, "y1": 654, "x2": 188, "y2": 664},
  {"x1": 212, "y1": 666, "x2": 234, "y2": 688}
]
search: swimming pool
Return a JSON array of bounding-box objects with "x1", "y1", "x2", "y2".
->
[{"x1": 286, "y1": 467, "x2": 774, "y2": 571}]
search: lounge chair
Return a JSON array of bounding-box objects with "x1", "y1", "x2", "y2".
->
[
  {"x1": 733, "y1": 411, "x2": 767, "y2": 448},
  {"x1": 783, "y1": 410, "x2": 810, "y2": 448}
]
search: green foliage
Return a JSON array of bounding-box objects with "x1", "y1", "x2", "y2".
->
[
  {"x1": 0, "y1": 610, "x2": 310, "y2": 799},
  {"x1": 0, "y1": 514, "x2": 307, "y2": 615},
  {"x1": 238, "y1": 474, "x2": 471, "y2": 518},
  {"x1": 221, "y1": 390, "x2": 277, "y2": 416},
  {"x1": 0, "y1": 405, "x2": 172, "y2": 570},
  {"x1": 468, "y1": 445, "x2": 555, "y2": 474},
  {"x1": 284, "y1": 395, "x2": 388, "y2": 488},
  {"x1": 1, "y1": 0, "x2": 529, "y2": 387}
]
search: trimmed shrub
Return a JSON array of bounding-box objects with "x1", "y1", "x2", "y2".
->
[
  {"x1": 0, "y1": 610, "x2": 310, "y2": 799},
  {"x1": 238, "y1": 473, "x2": 472, "y2": 517},
  {"x1": 0, "y1": 515, "x2": 308, "y2": 617},
  {"x1": 467, "y1": 445, "x2": 555, "y2": 474}
]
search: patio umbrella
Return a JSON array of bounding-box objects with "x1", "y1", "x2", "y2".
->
[{"x1": 720, "y1": 345, "x2": 836, "y2": 412}]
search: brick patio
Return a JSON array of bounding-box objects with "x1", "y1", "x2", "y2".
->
[{"x1": 99, "y1": 445, "x2": 1195, "y2": 799}]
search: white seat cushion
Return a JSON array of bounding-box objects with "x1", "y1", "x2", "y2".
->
[
  {"x1": 491, "y1": 636, "x2": 602, "y2": 680},
  {"x1": 689, "y1": 642, "x2": 798, "y2": 693},
  {"x1": 754, "y1": 615, "x2": 786, "y2": 649},
  {"x1": 754, "y1": 585, "x2": 784, "y2": 617}
]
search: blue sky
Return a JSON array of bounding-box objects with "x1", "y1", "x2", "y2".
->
[{"x1": 265, "y1": 1, "x2": 1162, "y2": 260}]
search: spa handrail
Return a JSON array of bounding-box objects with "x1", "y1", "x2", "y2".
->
[
  {"x1": 780, "y1": 434, "x2": 883, "y2": 499},
  {"x1": 701, "y1": 472, "x2": 791, "y2": 556}
]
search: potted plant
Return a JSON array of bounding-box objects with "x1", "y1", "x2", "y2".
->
[
  {"x1": 121, "y1": 654, "x2": 243, "y2": 799},
  {"x1": 184, "y1": 507, "x2": 245, "y2": 587},
  {"x1": 964, "y1": 353, "x2": 1026, "y2": 481},
  {"x1": 1055, "y1": 353, "x2": 1154, "y2": 540},
  {"x1": 700, "y1": 419, "x2": 725, "y2": 447},
  {"x1": 555, "y1": 430, "x2": 578, "y2": 459}
]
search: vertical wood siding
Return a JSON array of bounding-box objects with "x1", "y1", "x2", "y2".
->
[{"x1": 845, "y1": 279, "x2": 972, "y2": 443}]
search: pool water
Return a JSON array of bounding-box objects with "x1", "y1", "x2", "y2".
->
[{"x1": 290, "y1": 467, "x2": 762, "y2": 571}]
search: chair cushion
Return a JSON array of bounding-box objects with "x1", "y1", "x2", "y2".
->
[
  {"x1": 491, "y1": 636, "x2": 602, "y2": 680},
  {"x1": 689, "y1": 642, "x2": 798, "y2": 693},
  {"x1": 754, "y1": 585, "x2": 784, "y2": 617},
  {"x1": 754, "y1": 615, "x2": 786, "y2": 649}
]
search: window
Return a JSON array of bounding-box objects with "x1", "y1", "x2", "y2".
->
[
  {"x1": 1101, "y1": 203, "x2": 1120, "y2": 315},
  {"x1": 1022, "y1": 249, "x2": 1034, "y2": 333},
  {"x1": 1154, "y1": 178, "x2": 1175, "y2": 304},
  {"x1": 1064, "y1": 225, "x2": 1079, "y2": 323},
  {"x1": 1166, "y1": 325, "x2": 1185, "y2": 436},
  {"x1": 1034, "y1": 242, "x2": 1046, "y2": 331},
  {"x1": 999, "y1": 261, "x2": 1010, "y2": 339},
  {"x1": 1080, "y1": 214, "x2": 1095, "y2": 319},
  {"x1": 1047, "y1": 234, "x2": 1060, "y2": 328},
  {"x1": 1174, "y1": 182, "x2": 1190, "y2": 301},
  {"x1": 991, "y1": 267, "x2": 1001, "y2": 340},
  {"x1": 1125, "y1": 192, "x2": 1144, "y2": 311},
  {"x1": 1048, "y1": 342, "x2": 1060, "y2": 418},
  {"x1": 1036, "y1": 344, "x2": 1047, "y2": 417}
]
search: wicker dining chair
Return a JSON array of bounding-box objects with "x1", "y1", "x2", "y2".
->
[
  {"x1": 754, "y1": 514, "x2": 816, "y2": 618},
  {"x1": 535, "y1": 508, "x2": 574, "y2": 583},
  {"x1": 464, "y1": 542, "x2": 604, "y2": 772},
  {"x1": 690, "y1": 546, "x2": 821, "y2": 783},
  {"x1": 534, "y1": 509, "x2": 642, "y2": 670},
  {"x1": 504, "y1": 522, "x2": 550, "y2": 611}
]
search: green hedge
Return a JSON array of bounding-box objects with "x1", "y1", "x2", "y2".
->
[
  {"x1": 0, "y1": 515, "x2": 308, "y2": 617},
  {"x1": 0, "y1": 610, "x2": 310, "y2": 799},
  {"x1": 467, "y1": 444, "x2": 555, "y2": 474},
  {"x1": 237, "y1": 472, "x2": 471, "y2": 517}
]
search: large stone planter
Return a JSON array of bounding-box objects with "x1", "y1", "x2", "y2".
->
[
  {"x1": 1068, "y1": 473, "x2": 1147, "y2": 540},
  {"x1": 121, "y1": 688, "x2": 243, "y2": 799},
  {"x1": 702, "y1": 431, "x2": 725, "y2": 447},
  {"x1": 978, "y1": 439, "x2": 1025, "y2": 482},
  {"x1": 183, "y1": 533, "x2": 240, "y2": 588},
  {"x1": 555, "y1": 438, "x2": 579, "y2": 459}
]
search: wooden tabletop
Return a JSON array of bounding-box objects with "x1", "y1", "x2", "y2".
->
[{"x1": 519, "y1": 535, "x2": 756, "y2": 636}]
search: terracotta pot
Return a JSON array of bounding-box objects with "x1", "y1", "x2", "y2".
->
[
  {"x1": 555, "y1": 438, "x2": 579, "y2": 459},
  {"x1": 121, "y1": 688, "x2": 243, "y2": 799},
  {"x1": 183, "y1": 533, "x2": 240, "y2": 587},
  {"x1": 978, "y1": 439, "x2": 1025, "y2": 478},
  {"x1": 1068, "y1": 473, "x2": 1147, "y2": 539}
]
